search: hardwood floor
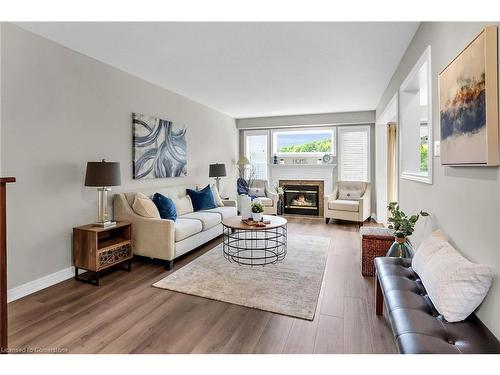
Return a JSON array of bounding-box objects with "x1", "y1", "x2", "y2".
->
[{"x1": 7, "y1": 218, "x2": 396, "y2": 354}]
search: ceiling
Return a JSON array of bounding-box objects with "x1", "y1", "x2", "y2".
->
[{"x1": 16, "y1": 22, "x2": 419, "y2": 119}]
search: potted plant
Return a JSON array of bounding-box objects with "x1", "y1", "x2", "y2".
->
[
  {"x1": 251, "y1": 201, "x2": 264, "y2": 222},
  {"x1": 386, "y1": 202, "x2": 429, "y2": 258}
]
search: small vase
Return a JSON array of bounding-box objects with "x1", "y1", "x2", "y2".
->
[
  {"x1": 252, "y1": 212, "x2": 263, "y2": 222},
  {"x1": 240, "y1": 194, "x2": 252, "y2": 219},
  {"x1": 277, "y1": 195, "x2": 283, "y2": 215},
  {"x1": 386, "y1": 237, "x2": 414, "y2": 258}
]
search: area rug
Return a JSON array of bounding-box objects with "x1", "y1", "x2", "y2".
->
[{"x1": 153, "y1": 234, "x2": 330, "y2": 320}]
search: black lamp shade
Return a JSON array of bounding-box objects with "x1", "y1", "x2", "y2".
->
[
  {"x1": 209, "y1": 163, "x2": 227, "y2": 178},
  {"x1": 85, "y1": 160, "x2": 121, "y2": 187}
]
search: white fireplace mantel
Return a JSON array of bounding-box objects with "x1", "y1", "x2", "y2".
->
[{"x1": 269, "y1": 164, "x2": 337, "y2": 195}]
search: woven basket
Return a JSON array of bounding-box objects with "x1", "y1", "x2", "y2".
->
[{"x1": 360, "y1": 228, "x2": 394, "y2": 277}]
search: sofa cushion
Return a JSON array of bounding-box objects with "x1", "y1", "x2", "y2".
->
[
  {"x1": 125, "y1": 192, "x2": 138, "y2": 207},
  {"x1": 152, "y1": 193, "x2": 177, "y2": 221},
  {"x1": 202, "y1": 206, "x2": 238, "y2": 219},
  {"x1": 172, "y1": 195, "x2": 194, "y2": 216},
  {"x1": 174, "y1": 218, "x2": 203, "y2": 242},
  {"x1": 210, "y1": 185, "x2": 225, "y2": 207},
  {"x1": 417, "y1": 241, "x2": 493, "y2": 322},
  {"x1": 132, "y1": 192, "x2": 160, "y2": 219},
  {"x1": 187, "y1": 185, "x2": 217, "y2": 211},
  {"x1": 328, "y1": 199, "x2": 359, "y2": 212},
  {"x1": 255, "y1": 197, "x2": 273, "y2": 207},
  {"x1": 180, "y1": 212, "x2": 221, "y2": 230}
]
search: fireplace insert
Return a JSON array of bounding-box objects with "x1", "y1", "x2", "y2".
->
[{"x1": 283, "y1": 184, "x2": 319, "y2": 216}]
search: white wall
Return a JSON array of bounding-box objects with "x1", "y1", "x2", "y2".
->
[
  {"x1": 1, "y1": 23, "x2": 238, "y2": 289},
  {"x1": 376, "y1": 22, "x2": 500, "y2": 337}
]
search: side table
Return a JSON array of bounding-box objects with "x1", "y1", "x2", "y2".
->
[
  {"x1": 360, "y1": 226, "x2": 394, "y2": 277},
  {"x1": 73, "y1": 221, "x2": 132, "y2": 286}
]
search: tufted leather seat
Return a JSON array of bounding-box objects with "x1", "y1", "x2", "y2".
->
[{"x1": 375, "y1": 257, "x2": 500, "y2": 354}]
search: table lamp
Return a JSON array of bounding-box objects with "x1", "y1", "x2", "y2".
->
[
  {"x1": 85, "y1": 159, "x2": 121, "y2": 227},
  {"x1": 209, "y1": 163, "x2": 226, "y2": 192}
]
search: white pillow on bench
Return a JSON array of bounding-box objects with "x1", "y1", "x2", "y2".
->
[
  {"x1": 413, "y1": 232, "x2": 493, "y2": 322},
  {"x1": 412, "y1": 230, "x2": 448, "y2": 275}
]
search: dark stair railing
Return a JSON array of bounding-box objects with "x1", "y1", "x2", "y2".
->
[{"x1": 0, "y1": 177, "x2": 15, "y2": 354}]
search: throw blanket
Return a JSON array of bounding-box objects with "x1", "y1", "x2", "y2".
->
[
  {"x1": 237, "y1": 177, "x2": 249, "y2": 195},
  {"x1": 237, "y1": 178, "x2": 256, "y2": 199}
]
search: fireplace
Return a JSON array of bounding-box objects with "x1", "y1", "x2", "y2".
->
[
  {"x1": 283, "y1": 185, "x2": 319, "y2": 216},
  {"x1": 280, "y1": 181, "x2": 322, "y2": 216}
]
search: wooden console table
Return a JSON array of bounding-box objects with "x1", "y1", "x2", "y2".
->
[{"x1": 1, "y1": 177, "x2": 15, "y2": 354}]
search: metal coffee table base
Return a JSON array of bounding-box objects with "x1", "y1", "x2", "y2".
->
[{"x1": 222, "y1": 225, "x2": 287, "y2": 266}]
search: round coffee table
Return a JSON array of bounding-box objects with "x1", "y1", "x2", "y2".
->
[{"x1": 222, "y1": 216, "x2": 287, "y2": 266}]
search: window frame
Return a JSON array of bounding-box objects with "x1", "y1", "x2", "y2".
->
[
  {"x1": 399, "y1": 46, "x2": 433, "y2": 185},
  {"x1": 271, "y1": 127, "x2": 336, "y2": 157},
  {"x1": 337, "y1": 125, "x2": 371, "y2": 182}
]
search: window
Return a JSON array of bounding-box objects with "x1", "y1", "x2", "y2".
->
[
  {"x1": 272, "y1": 128, "x2": 335, "y2": 156},
  {"x1": 399, "y1": 46, "x2": 433, "y2": 184},
  {"x1": 244, "y1": 130, "x2": 269, "y2": 180},
  {"x1": 338, "y1": 126, "x2": 370, "y2": 182}
]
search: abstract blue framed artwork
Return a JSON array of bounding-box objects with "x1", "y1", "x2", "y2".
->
[
  {"x1": 439, "y1": 26, "x2": 498, "y2": 166},
  {"x1": 133, "y1": 113, "x2": 187, "y2": 179}
]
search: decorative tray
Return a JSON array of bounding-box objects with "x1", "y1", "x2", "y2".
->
[{"x1": 241, "y1": 219, "x2": 269, "y2": 227}]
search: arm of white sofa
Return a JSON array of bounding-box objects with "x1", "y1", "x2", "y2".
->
[
  {"x1": 113, "y1": 194, "x2": 175, "y2": 260},
  {"x1": 222, "y1": 199, "x2": 237, "y2": 207}
]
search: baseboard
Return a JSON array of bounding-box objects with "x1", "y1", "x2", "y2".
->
[{"x1": 7, "y1": 266, "x2": 75, "y2": 303}]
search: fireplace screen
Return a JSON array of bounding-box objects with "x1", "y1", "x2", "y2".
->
[{"x1": 283, "y1": 184, "x2": 319, "y2": 216}]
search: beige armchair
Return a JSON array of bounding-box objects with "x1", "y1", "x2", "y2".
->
[
  {"x1": 248, "y1": 179, "x2": 279, "y2": 215},
  {"x1": 324, "y1": 181, "x2": 371, "y2": 225}
]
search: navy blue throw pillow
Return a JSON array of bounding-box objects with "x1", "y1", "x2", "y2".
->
[
  {"x1": 152, "y1": 193, "x2": 177, "y2": 221},
  {"x1": 186, "y1": 185, "x2": 217, "y2": 211}
]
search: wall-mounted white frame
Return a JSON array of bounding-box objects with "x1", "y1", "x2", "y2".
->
[
  {"x1": 337, "y1": 125, "x2": 371, "y2": 182},
  {"x1": 375, "y1": 93, "x2": 399, "y2": 225},
  {"x1": 399, "y1": 46, "x2": 433, "y2": 184},
  {"x1": 271, "y1": 126, "x2": 336, "y2": 157}
]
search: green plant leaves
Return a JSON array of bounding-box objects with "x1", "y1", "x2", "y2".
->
[
  {"x1": 251, "y1": 202, "x2": 264, "y2": 213},
  {"x1": 387, "y1": 202, "x2": 429, "y2": 238}
]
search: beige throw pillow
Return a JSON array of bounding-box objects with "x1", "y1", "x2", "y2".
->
[
  {"x1": 417, "y1": 240, "x2": 492, "y2": 322},
  {"x1": 173, "y1": 195, "x2": 194, "y2": 216},
  {"x1": 248, "y1": 187, "x2": 266, "y2": 197},
  {"x1": 412, "y1": 230, "x2": 448, "y2": 275},
  {"x1": 338, "y1": 189, "x2": 362, "y2": 200},
  {"x1": 211, "y1": 185, "x2": 225, "y2": 207},
  {"x1": 132, "y1": 193, "x2": 160, "y2": 219}
]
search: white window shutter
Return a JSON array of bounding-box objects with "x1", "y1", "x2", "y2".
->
[
  {"x1": 339, "y1": 127, "x2": 369, "y2": 182},
  {"x1": 245, "y1": 132, "x2": 269, "y2": 180}
]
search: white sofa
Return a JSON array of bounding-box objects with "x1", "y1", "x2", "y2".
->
[
  {"x1": 324, "y1": 181, "x2": 371, "y2": 225},
  {"x1": 113, "y1": 184, "x2": 237, "y2": 269}
]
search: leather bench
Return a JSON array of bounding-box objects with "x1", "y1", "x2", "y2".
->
[{"x1": 375, "y1": 257, "x2": 500, "y2": 354}]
